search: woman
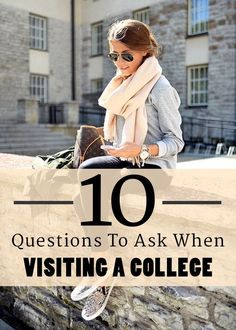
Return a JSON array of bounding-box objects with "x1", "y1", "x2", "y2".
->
[{"x1": 71, "y1": 19, "x2": 184, "y2": 320}]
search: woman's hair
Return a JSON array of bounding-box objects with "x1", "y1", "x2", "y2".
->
[{"x1": 108, "y1": 19, "x2": 161, "y2": 58}]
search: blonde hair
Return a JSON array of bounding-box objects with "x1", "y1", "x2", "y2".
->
[{"x1": 108, "y1": 19, "x2": 161, "y2": 58}]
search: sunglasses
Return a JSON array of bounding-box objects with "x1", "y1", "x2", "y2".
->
[{"x1": 108, "y1": 52, "x2": 134, "y2": 62}]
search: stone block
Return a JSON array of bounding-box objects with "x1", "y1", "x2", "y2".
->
[
  {"x1": 215, "y1": 302, "x2": 236, "y2": 329},
  {"x1": 0, "y1": 288, "x2": 15, "y2": 310},
  {"x1": 17, "y1": 98, "x2": 39, "y2": 124},
  {"x1": 25, "y1": 287, "x2": 70, "y2": 329},
  {"x1": 148, "y1": 286, "x2": 209, "y2": 320},
  {"x1": 116, "y1": 315, "x2": 159, "y2": 330},
  {"x1": 133, "y1": 296, "x2": 183, "y2": 330},
  {"x1": 11, "y1": 286, "x2": 29, "y2": 301},
  {"x1": 204, "y1": 286, "x2": 236, "y2": 300},
  {"x1": 189, "y1": 320, "x2": 216, "y2": 330},
  {"x1": 70, "y1": 307, "x2": 109, "y2": 329},
  {"x1": 48, "y1": 17, "x2": 71, "y2": 103},
  {"x1": 62, "y1": 101, "x2": 79, "y2": 125},
  {"x1": 0, "y1": 4, "x2": 29, "y2": 122},
  {"x1": 13, "y1": 298, "x2": 53, "y2": 330}
]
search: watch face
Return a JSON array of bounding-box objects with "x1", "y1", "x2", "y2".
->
[{"x1": 140, "y1": 150, "x2": 149, "y2": 160}]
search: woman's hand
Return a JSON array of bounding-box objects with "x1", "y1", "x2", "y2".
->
[{"x1": 106, "y1": 143, "x2": 141, "y2": 158}]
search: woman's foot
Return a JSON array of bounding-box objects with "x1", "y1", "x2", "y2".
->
[
  {"x1": 71, "y1": 285, "x2": 98, "y2": 301},
  {"x1": 71, "y1": 259, "x2": 113, "y2": 301},
  {"x1": 81, "y1": 285, "x2": 114, "y2": 321}
]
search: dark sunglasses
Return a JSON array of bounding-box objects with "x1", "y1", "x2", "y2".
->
[{"x1": 108, "y1": 52, "x2": 134, "y2": 62}]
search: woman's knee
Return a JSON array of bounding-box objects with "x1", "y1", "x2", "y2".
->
[
  {"x1": 79, "y1": 156, "x2": 123, "y2": 169},
  {"x1": 79, "y1": 156, "x2": 113, "y2": 169},
  {"x1": 79, "y1": 157, "x2": 103, "y2": 169}
]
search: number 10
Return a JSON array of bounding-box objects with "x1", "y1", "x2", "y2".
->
[{"x1": 80, "y1": 174, "x2": 155, "y2": 227}]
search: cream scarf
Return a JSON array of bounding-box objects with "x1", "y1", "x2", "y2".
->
[{"x1": 98, "y1": 56, "x2": 162, "y2": 146}]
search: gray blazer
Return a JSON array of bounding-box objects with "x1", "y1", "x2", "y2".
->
[{"x1": 116, "y1": 75, "x2": 184, "y2": 168}]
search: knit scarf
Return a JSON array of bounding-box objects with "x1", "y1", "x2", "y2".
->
[{"x1": 98, "y1": 56, "x2": 162, "y2": 146}]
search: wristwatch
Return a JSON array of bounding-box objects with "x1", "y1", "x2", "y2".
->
[{"x1": 139, "y1": 144, "x2": 150, "y2": 161}]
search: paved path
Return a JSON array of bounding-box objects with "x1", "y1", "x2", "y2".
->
[{"x1": 177, "y1": 156, "x2": 236, "y2": 168}]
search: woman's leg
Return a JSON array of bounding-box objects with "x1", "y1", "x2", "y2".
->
[
  {"x1": 71, "y1": 157, "x2": 124, "y2": 304},
  {"x1": 79, "y1": 155, "x2": 129, "y2": 169},
  {"x1": 72, "y1": 156, "x2": 162, "y2": 318}
]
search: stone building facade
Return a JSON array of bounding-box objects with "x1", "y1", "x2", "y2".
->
[
  {"x1": 0, "y1": 3, "x2": 29, "y2": 122},
  {"x1": 0, "y1": 0, "x2": 73, "y2": 123},
  {"x1": 0, "y1": 0, "x2": 235, "y2": 141},
  {"x1": 207, "y1": 0, "x2": 236, "y2": 141},
  {"x1": 78, "y1": 0, "x2": 236, "y2": 144}
]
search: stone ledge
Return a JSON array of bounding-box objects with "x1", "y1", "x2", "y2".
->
[
  {"x1": 0, "y1": 286, "x2": 235, "y2": 330},
  {"x1": 0, "y1": 153, "x2": 34, "y2": 168}
]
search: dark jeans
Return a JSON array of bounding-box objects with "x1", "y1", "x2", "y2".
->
[{"x1": 79, "y1": 156, "x2": 161, "y2": 169}]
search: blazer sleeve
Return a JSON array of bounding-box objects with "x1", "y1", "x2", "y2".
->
[{"x1": 151, "y1": 86, "x2": 185, "y2": 157}]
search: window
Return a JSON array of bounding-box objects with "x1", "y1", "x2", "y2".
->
[
  {"x1": 91, "y1": 79, "x2": 103, "y2": 93},
  {"x1": 30, "y1": 75, "x2": 48, "y2": 103},
  {"x1": 29, "y1": 14, "x2": 47, "y2": 50},
  {"x1": 91, "y1": 21, "x2": 103, "y2": 55},
  {"x1": 188, "y1": 65, "x2": 208, "y2": 106},
  {"x1": 133, "y1": 8, "x2": 150, "y2": 25},
  {"x1": 188, "y1": 0, "x2": 208, "y2": 35}
]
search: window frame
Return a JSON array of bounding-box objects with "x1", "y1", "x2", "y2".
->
[
  {"x1": 188, "y1": 0, "x2": 209, "y2": 36},
  {"x1": 91, "y1": 21, "x2": 103, "y2": 56},
  {"x1": 90, "y1": 78, "x2": 103, "y2": 93},
  {"x1": 187, "y1": 65, "x2": 208, "y2": 107},
  {"x1": 30, "y1": 74, "x2": 48, "y2": 103},
  {"x1": 133, "y1": 7, "x2": 150, "y2": 25},
  {"x1": 29, "y1": 13, "x2": 48, "y2": 51}
]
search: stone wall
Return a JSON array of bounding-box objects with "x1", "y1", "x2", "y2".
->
[
  {"x1": 0, "y1": 2, "x2": 73, "y2": 123},
  {"x1": 208, "y1": 0, "x2": 236, "y2": 141},
  {"x1": 79, "y1": 23, "x2": 92, "y2": 104},
  {"x1": 48, "y1": 17, "x2": 72, "y2": 103},
  {"x1": 0, "y1": 286, "x2": 235, "y2": 329},
  {"x1": 0, "y1": 3, "x2": 29, "y2": 123},
  {"x1": 148, "y1": 0, "x2": 187, "y2": 113}
]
